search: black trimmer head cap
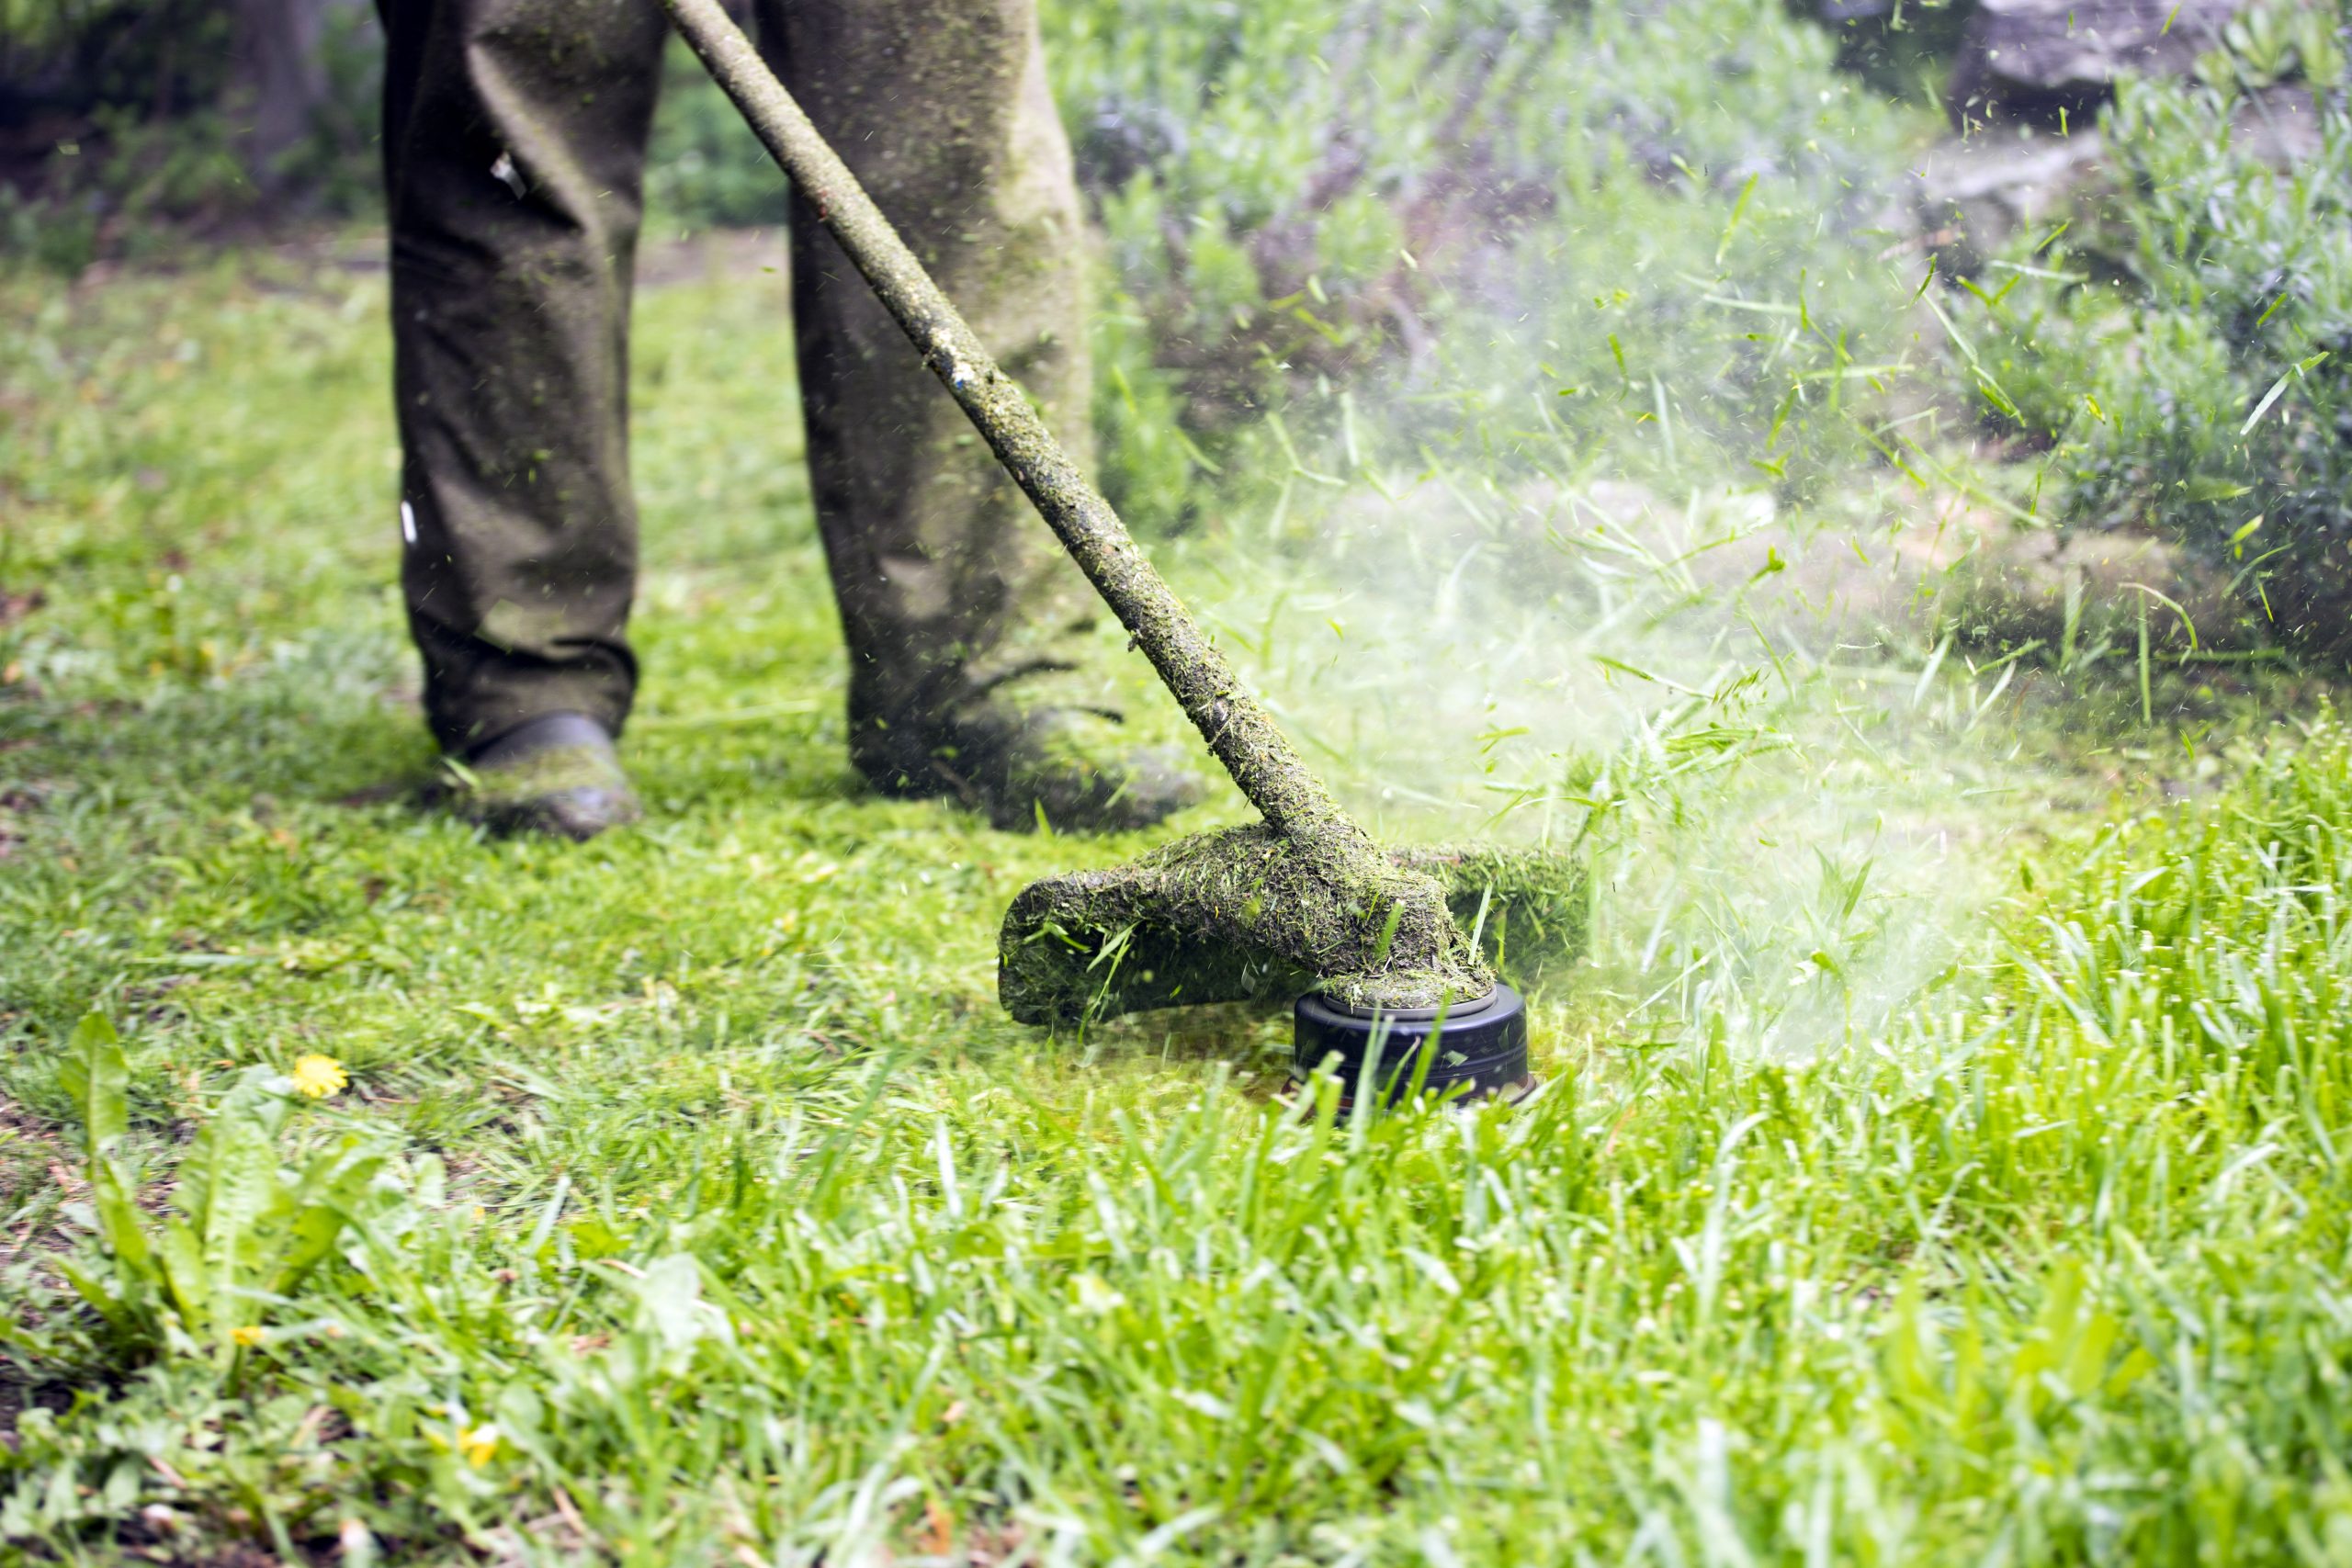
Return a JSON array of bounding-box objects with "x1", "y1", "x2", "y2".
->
[{"x1": 1294, "y1": 982, "x2": 1532, "y2": 1111}]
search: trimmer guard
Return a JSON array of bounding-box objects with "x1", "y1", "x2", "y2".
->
[{"x1": 1000, "y1": 829, "x2": 1587, "y2": 1027}]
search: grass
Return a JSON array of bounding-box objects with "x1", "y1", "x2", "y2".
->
[{"x1": 5, "y1": 237, "x2": 2352, "y2": 1565}]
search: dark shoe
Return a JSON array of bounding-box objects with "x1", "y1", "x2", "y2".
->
[
  {"x1": 444, "y1": 712, "x2": 641, "y2": 841},
  {"x1": 865, "y1": 705, "x2": 1204, "y2": 834}
]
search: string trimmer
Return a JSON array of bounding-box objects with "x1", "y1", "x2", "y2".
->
[{"x1": 666, "y1": 0, "x2": 1584, "y2": 1104}]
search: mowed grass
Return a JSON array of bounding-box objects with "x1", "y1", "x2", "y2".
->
[{"x1": 4, "y1": 247, "x2": 2352, "y2": 1563}]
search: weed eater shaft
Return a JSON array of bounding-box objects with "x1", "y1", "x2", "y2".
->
[{"x1": 662, "y1": 0, "x2": 1372, "y2": 863}]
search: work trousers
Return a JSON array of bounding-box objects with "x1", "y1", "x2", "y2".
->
[{"x1": 379, "y1": 0, "x2": 1097, "y2": 763}]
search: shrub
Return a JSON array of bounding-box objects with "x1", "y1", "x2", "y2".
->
[
  {"x1": 0, "y1": 0, "x2": 381, "y2": 267},
  {"x1": 1957, "y1": 2, "x2": 2352, "y2": 657},
  {"x1": 1045, "y1": 0, "x2": 1939, "y2": 526}
]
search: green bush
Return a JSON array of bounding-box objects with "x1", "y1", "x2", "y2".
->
[
  {"x1": 0, "y1": 0, "x2": 381, "y2": 268},
  {"x1": 0, "y1": 0, "x2": 229, "y2": 124},
  {"x1": 1958, "y1": 4, "x2": 2352, "y2": 657},
  {"x1": 636, "y1": 0, "x2": 1946, "y2": 526},
  {"x1": 1046, "y1": 0, "x2": 1939, "y2": 526},
  {"x1": 0, "y1": 0, "x2": 242, "y2": 270}
]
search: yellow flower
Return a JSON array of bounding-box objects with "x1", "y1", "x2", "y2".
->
[
  {"x1": 290, "y1": 1053, "x2": 348, "y2": 1100},
  {"x1": 456, "y1": 1423, "x2": 500, "y2": 1468},
  {"x1": 231, "y1": 1325, "x2": 264, "y2": 1348}
]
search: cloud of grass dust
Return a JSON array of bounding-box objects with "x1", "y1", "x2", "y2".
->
[{"x1": 1089, "y1": 0, "x2": 2070, "y2": 1055}]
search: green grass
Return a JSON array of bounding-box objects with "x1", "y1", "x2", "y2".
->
[{"x1": 6, "y1": 244, "x2": 2352, "y2": 1564}]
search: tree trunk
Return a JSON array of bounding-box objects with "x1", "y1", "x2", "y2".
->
[{"x1": 229, "y1": 0, "x2": 330, "y2": 191}]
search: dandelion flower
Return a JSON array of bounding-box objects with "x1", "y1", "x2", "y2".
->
[
  {"x1": 457, "y1": 1423, "x2": 500, "y2": 1468},
  {"x1": 231, "y1": 1325, "x2": 264, "y2": 1348},
  {"x1": 291, "y1": 1054, "x2": 348, "y2": 1100}
]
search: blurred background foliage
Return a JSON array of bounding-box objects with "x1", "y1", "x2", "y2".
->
[
  {"x1": 0, "y1": 0, "x2": 380, "y2": 268},
  {"x1": 1955, "y1": 8, "x2": 2352, "y2": 655},
  {"x1": 1039, "y1": 0, "x2": 1932, "y2": 525},
  {"x1": 3, "y1": 0, "x2": 2349, "y2": 656}
]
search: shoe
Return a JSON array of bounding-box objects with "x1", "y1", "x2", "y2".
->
[
  {"x1": 865, "y1": 705, "x2": 1204, "y2": 834},
  {"x1": 445, "y1": 712, "x2": 641, "y2": 841}
]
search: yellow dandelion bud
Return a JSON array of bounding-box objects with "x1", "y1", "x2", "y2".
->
[
  {"x1": 457, "y1": 1423, "x2": 500, "y2": 1468},
  {"x1": 231, "y1": 1325, "x2": 264, "y2": 1348},
  {"x1": 290, "y1": 1054, "x2": 348, "y2": 1100}
]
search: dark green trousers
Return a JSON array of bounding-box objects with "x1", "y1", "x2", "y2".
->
[{"x1": 380, "y1": 0, "x2": 1096, "y2": 762}]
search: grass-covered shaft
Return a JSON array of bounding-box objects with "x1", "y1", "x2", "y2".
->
[{"x1": 662, "y1": 0, "x2": 1485, "y2": 1010}]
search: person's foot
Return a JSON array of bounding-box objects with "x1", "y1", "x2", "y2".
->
[
  {"x1": 442, "y1": 712, "x2": 641, "y2": 841},
  {"x1": 865, "y1": 705, "x2": 1204, "y2": 833}
]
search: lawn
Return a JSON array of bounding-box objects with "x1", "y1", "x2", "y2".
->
[{"x1": 5, "y1": 237, "x2": 2352, "y2": 1564}]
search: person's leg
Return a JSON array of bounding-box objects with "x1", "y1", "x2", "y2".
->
[
  {"x1": 379, "y1": 0, "x2": 667, "y2": 756},
  {"x1": 756, "y1": 0, "x2": 1196, "y2": 829}
]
